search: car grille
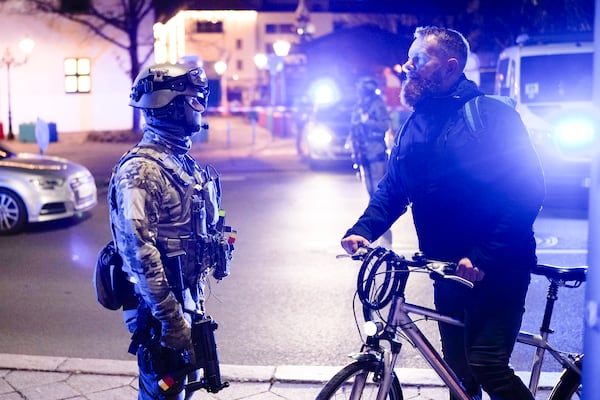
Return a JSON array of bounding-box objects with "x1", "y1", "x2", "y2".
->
[{"x1": 41, "y1": 202, "x2": 67, "y2": 215}]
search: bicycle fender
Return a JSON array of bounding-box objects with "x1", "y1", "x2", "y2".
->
[{"x1": 349, "y1": 351, "x2": 382, "y2": 364}]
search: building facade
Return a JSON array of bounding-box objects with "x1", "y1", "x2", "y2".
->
[
  {"x1": 153, "y1": 9, "x2": 345, "y2": 110},
  {"x1": 0, "y1": 0, "x2": 154, "y2": 138},
  {"x1": 0, "y1": 0, "x2": 410, "y2": 137}
]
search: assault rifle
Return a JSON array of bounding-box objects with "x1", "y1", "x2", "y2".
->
[
  {"x1": 156, "y1": 314, "x2": 228, "y2": 395},
  {"x1": 128, "y1": 304, "x2": 229, "y2": 395}
]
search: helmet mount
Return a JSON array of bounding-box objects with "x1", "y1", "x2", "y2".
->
[{"x1": 129, "y1": 63, "x2": 209, "y2": 111}]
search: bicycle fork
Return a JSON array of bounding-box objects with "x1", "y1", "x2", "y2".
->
[{"x1": 375, "y1": 350, "x2": 396, "y2": 400}]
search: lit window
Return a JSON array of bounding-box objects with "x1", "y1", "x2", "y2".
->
[
  {"x1": 64, "y1": 58, "x2": 91, "y2": 93},
  {"x1": 265, "y1": 24, "x2": 295, "y2": 34},
  {"x1": 196, "y1": 21, "x2": 223, "y2": 33}
]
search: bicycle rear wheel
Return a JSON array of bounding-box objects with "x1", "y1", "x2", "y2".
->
[
  {"x1": 316, "y1": 360, "x2": 403, "y2": 400},
  {"x1": 548, "y1": 357, "x2": 582, "y2": 400}
]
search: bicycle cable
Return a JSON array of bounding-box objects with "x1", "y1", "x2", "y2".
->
[{"x1": 356, "y1": 247, "x2": 409, "y2": 311}]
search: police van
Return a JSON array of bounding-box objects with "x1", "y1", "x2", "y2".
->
[{"x1": 494, "y1": 33, "x2": 594, "y2": 196}]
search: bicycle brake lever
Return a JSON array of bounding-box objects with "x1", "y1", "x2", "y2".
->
[
  {"x1": 428, "y1": 263, "x2": 475, "y2": 289},
  {"x1": 445, "y1": 275, "x2": 475, "y2": 289}
]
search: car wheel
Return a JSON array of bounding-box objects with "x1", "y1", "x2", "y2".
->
[{"x1": 0, "y1": 188, "x2": 27, "y2": 235}]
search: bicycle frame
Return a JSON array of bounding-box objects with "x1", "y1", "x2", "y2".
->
[
  {"x1": 376, "y1": 294, "x2": 472, "y2": 400},
  {"x1": 330, "y1": 249, "x2": 586, "y2": 400},
  {"x1": 372, "y1": 294, "x2": 582, "y2": 400},
  {"x1": 518, "y1": 328, "x2": 581, "y2": 396}
]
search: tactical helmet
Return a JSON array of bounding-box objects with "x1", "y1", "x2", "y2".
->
[
  {"x1": 130, "y1": 63, "x2": 209, "y2": 111},
  {"x1": 357, "y1": 77, "x2": 379, "y2": 98}
]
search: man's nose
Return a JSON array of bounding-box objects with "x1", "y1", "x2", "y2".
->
[{"x1": 401, "y1": 61, "x2": 414, "y2": 74}]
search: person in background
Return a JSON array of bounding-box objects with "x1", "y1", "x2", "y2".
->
[
  {"x1": 348, "y1": 76, "x2": 392, "y2": 197},
  {"x1": 348, "y1": 76, "x2": 393, "y2": 246},
  {"x1": 341, "y1": 26, "x2": 544, "y2": 400}
]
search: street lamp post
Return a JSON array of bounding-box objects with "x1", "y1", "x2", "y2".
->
[
  {"x1": 214, "y1": 60, "x2": 228, "y2": 115},
  {"x1": 254, "y1": 40, "x2": 290, "y2": 107},
  {"x1": 272, "y1": 40, "x2": 291, "y2": 106},
  {"x1": 1, "y1": 38, "x2": 34, "y2": 140}
]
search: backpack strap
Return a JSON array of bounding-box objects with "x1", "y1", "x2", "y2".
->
[
  {"x1": 463, "y1": 96, "x2": 484, "y2": 132},
  {"x1": 463, "y1": 95, "x2": 516, "y2": 132}
]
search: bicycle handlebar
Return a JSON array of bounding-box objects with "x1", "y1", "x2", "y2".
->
[
  {"x1": 351, "y1": 246, "x2": 474, "y2": 288},
  {"x1": 350, "y1": 246, "x2": 474, "y2": 312}
]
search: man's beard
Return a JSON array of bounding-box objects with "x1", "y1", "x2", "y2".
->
[{"x1": 401, "y1": 71, "x2": 444, "y2": 107}]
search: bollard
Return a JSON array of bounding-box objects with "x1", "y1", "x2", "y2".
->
[
  {"x1": 226, "y1": 121, "x2": 231, "y2": 148},
  {"x1": 251, "y1": 118, "x2": 256, "y2": 145}
]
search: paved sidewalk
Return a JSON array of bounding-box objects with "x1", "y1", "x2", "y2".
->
[{"x1": 0, "y1": 353, "x2": 557, "y2": 400}]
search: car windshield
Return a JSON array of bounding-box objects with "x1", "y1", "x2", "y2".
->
[{"x1": 520, "y1": 52, "x2": 593, "y2": 104}]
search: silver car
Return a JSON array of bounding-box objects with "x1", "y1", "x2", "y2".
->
[{"x1": 0, "y1": 144, "x2": 97, "y2": 234}]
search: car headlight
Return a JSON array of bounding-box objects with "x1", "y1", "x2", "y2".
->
[
  {"x1": 30, "y1": 177, "x2": 65, "y2": 190},
  {"x1": 308, "y1": 125, "x2": 334, "y2": 148}
]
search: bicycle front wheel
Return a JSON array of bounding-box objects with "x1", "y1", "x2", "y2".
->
[
  {"x1": 316, "y1": 360, "x2": 403, "y2": 400},
  {"x1": 548, "y1": 357, "x2": 582, "y2": 400}
]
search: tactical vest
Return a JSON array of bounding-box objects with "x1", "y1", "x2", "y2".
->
[{"x1": 109, "y1": 144, "x2": 221, "y2": 293}]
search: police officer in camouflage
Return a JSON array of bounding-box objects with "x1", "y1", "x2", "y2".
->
[
  {"x1": 349, "y1": 77, "x2": 393, "y2": 246},
  {"x1": 349, "y1": 77, "x2": 391, "y2": 197},
  {"x1": 108, "y1": 63, "x2": 231, "y2": 399}
]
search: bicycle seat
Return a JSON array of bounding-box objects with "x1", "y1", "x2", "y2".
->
[{"x1": 531, "y1": 264, "x2": 587, "y2": 283}]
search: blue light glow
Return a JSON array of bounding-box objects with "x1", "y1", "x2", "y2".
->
[
  {"x1": 554, "y1": 117, "x2": 596, "y2": 149},
  {"x1": 308, "y1": 78, "x2": 341, "y2": 105}
]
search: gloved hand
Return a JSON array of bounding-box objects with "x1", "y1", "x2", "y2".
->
[{"x1": 152, "y1": 292, "x2": 192, "y2": 350}]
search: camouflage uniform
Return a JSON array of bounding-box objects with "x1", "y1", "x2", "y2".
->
[
  {"x1": 108, "y1": 129, "x2": 221, "y2": 399},
  {"x1": 349, "y1": 78, "x2": 391, "y2": 196},
  {"x1": 108, "y1": 64, "x2": 229, "y2": 400}
]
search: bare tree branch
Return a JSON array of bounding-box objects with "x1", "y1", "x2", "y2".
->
[{"x1": 20, "y1": 0, "x2": 157, "y2": 131}]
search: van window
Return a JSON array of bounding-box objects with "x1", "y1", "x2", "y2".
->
[
  {"x1": 520, "y1": 52, "x2": 593, "y2": 103},
  {"x1": 495, "y1": 58, "x2": 510, "y2": 96}
]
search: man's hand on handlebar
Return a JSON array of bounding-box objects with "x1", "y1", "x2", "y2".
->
[
  {"x1": 456, "y1": 257, "x2": 485, "y2": 283},
  {"x1": 341, "y1": 234, "x2": 370, "y2": 255}
]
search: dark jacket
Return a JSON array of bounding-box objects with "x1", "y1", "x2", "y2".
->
[{"x1": 345, "y1": 76, "x2": 545, "y2": 277}]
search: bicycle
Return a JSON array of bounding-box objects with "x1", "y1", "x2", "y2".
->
[{"x1": 316, "y1": 246, "x2": 586, "y2": 400}]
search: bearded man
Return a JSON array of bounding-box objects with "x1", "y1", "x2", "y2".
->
[{"x1": 341, "y1": 26, "x2": 545, "y2": 400}]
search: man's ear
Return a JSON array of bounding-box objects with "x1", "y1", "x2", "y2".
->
[{"x1": 446, "y1": 58, "x2": 461, "y2": 77}]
